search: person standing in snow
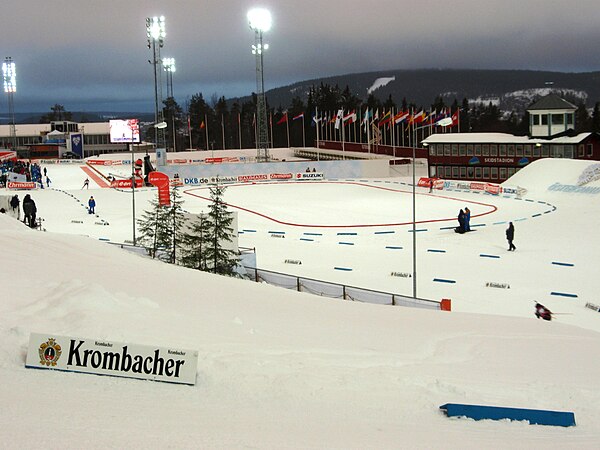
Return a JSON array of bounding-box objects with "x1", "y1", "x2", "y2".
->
[
  {"x1": 10, "y1": 194, "x2": 20, "y2": 219},
  {"x1": 22, "y1": 194, "x2": 37, "y2": 228},
  {"x1": 456, "y1": 209, "x2": 465, "y2": 234},
  {"x1": 506, "y1": 222, "x2": 516, "y2": 251},
  {"x1": 88, "y1": 196, "x2": 96, "y2": 214},
  {"x1": 82, "y1": 178, "x2": 89, "y2": 189},
  {"x1": 464, "y1": 207, "x2": 471, "y2": 232}
]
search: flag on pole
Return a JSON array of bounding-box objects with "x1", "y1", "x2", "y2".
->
[
  {"x1": 378, "y1": 110, "x2": 391, "y2": 128},
  {"x1": 394, "y1": 110, "x2": 409, "y2": 125},
  {"x1": 343, "y1": 110, "x2": 357, "y2": 123},
  {"x1": 293, "y1": 112, "x2": 304, "y2": 121},
  {"x1": 334, "y1": 109, "x2": 343, "y2": 129},
  {"x1": 450, "y1": 110, "x2": 460, "y2": 127},
  {"x1": 200, "y1": 120, "x2": 205, "y2": 129},
  {"x1": 362, "y1": 108, "x2": 372, "y2": 129},
  {"x1": 277, "y1": 112, "x2": 288, "y2": 125}
]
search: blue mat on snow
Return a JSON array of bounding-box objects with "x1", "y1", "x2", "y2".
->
[{"x1": 439, "y1": 403, "x2": 576, "y2": 427}]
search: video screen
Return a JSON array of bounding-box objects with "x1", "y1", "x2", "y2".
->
[{"x1": 109, "y1": 119, "x2": 140, "y2": 143}]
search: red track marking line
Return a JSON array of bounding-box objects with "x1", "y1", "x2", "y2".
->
[
  {"x1": 81, "y1": 165, "x2": 110, "y2": 188},
  {"x1": 182, "y1": 181, "x2": 498, "y2": 228}
]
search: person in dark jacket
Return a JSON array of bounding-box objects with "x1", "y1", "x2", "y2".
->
[
  {"x1": 535, "y1": 303, "x2": 552, "y2": 321},
  {"x1": 506, "y1": 222, "x2": 516, "y2": 251},
  {"x1": 22, "y1": 194, "x2": 37, "y2": 228},
  {"x1": 464, "y1": 207, "x2": 471, "y2": 232},
  {"x1": 88, "y1": 196, "x2": 96, "y2": 214},
  {"x1": 10, "y1": 194, "x2": 19, "y2": 219},
  {"x1": 455, "y1": 209, "x2": 465, "y2": 234}
]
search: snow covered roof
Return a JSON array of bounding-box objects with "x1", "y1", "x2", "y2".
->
[
  {"x1": 422, "y1": 132, "x2": 593, "y2": 145},
  {"x1": 527, "y1": 94, "x2": 577, "y2": 111},
  {"x1": 0, "y1": 122, "x2": 108, "y2": 137}
]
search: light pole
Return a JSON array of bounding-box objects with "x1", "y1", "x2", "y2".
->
[
  {"x1": 146, "y1": 16, "x2": 166, "y2": 150},
  {"x1": 2, "y1": 57, "x2": 17, "y2": 149},
  {"x1": 411, "y1": 117, "x2": 453, "y2": 298},
  {"x1": 129, "y1": 119, "x2": 140, "y2": 246},
  {"x1": 248, "y1": 8, "x2": 271, "y2": 163},
  {"x1": 163, "y1": 57, "x2": 177, "y2": 152}
]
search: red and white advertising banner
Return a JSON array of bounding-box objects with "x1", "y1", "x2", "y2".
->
[
  {"x1": 469, "y1": 182, "x2": 486, "y2": 191},
  {"x1": 7, "y1": 181, "x2": 37, "y2": 190},
  {"x1": 110, "y1": 178, "x2": 144, "y2": 189},
  {"x1": 148, "y1": 171, "x2": 171, "y2": 206},
  {"x1": 484, "y1": 183, "x2": 502, "y2": 195},
  {"x1": 0, "y1": 151, "x2": 17, "y2": 162},
  {"x1": 296, "y1": 172, "x2": 324, "y2": 180},
  {"x1": 418, "y1": 177, "x2": 439, "y2": 188},
  {"x1": 25, "y1": 332, "x2": 198, "y2": 385}
]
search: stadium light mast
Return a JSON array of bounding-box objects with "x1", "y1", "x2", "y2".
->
[
  {"x1": 2, "y1": 57, "x2": 17, "y2": 148},
  {"x1": 146, "y1": 16, "x2": 166, "y2": 150},
  {"x1": 248, "y1": 8, "x2": 271, "y2": 162},
  {"x1": 163, "y1": 57, "x2": 177, "y2": 152}
]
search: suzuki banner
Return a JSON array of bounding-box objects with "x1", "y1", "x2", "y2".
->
[{"x1": 25, "y1": 332, "x2": 198, "y2": 385}]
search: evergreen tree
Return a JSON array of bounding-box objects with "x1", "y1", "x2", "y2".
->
[
  {"x1": 180, "y1": 212, "x2": 211, "y2": 271},
  {"x1": 591, "y1": 102, "x2": 600, "y2": 133},
  {"x1": 163, "y1": 186, "x2": 187, "y2": 264},
  {"x1": 204, "y1": 183, "x2": 239, "y2": 276}
]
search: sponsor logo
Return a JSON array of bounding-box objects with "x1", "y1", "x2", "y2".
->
[
  {"x1": 296, "y1": 172, "x2": 324, "y2": 180},
  {"x1": 470, "y1": 182, "x2": 485, "y2": 191},
  {"x1": 270, "y1": 173, "x2": 293, "y2": 180},
  {"x1": 238, "y1": 174, "x2": 268, "y2": 182},
  {"x1": 468, "y1": 156, "x2": 480, "y2": 165},
  {"x1": 38, "y1": 338, "x2": 62, "y2": 367},
  {"x1": 7, "y1": 181, "x2": 36, "y2": 189},
  {"x1": 518, "y1": 157, "x2": 529, "y2": 166},
  {"x1": 484, "y1": 183, "x2": 501, "y2": 195}
]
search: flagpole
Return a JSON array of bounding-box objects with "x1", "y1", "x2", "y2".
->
[
  {"x1": 367, "y1": 109, "x2": 371, "y2": 155},
  {"x1": 302, "y1": 114, "x2": 306, "y2": 148},
  {"x1": 221, "y1": 113, "x2": 225, "y2": 150},
  {"x1": 238, "y1": 112, "x2": 242, "y2": 149},
  {"x1": 286, "y1": 114, "x2": 290, "y2": 148},
  {"x1": 205, "y1": 114, "x2": 209, "y2": 153},
  {"x1": 187, "y1": 115, "x2": 192, "y2": 150}
]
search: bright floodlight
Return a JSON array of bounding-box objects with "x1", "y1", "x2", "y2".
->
[
  {"x1": 2, "y1": 59, "x2": 16, "y2": 93},
  {"x1": 248, "y1": 8, "x2": 272, "y2": 32},
  {"x1": 163, "y1": 57, "x2": 176, "y2": 72},
  {"x1": 147, "y1": 16, "x2": 166, "y2": 41}
]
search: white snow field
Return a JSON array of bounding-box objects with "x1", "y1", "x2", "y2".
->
[{"x1": 1, "y1": 155, "x2": 600, "y2": 448}]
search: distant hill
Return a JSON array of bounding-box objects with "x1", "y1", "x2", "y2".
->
[{"x1": 231, "y1": 69, "x2": 600, "y2": 113}]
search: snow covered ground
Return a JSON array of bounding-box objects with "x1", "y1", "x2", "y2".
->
[{"x1": 1, "y1": 155, "x2": 599, "y2": 448}]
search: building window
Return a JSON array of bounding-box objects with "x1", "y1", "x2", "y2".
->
[
  {"x1": 452, "y1": 166, "x2": 459, "y2": 178},
  {"x1": 459, "y1": 144, "x2": 466, "y2": 156},
  {"x1": 524, "y1": 145, "x2": 532, "y2": 157},
  {"x1": 499, "y1": 144, "x2": 507, "y2": 156},
  {"x1": 444, "y1": 144, "x2": 451, "y2": 156},
  {"x1": 532, "y1": 115, "x2": 539, "y2": 125},
  {"x1": 467, "y1": 144, "x2": 474, "y2": 156},
  {"x1": 451, "y1": 144, "x2": 458, "y2": 156},
  {"x1": 552, "y1": 114, "x2": 564, "y2": 125},
  {"x1": 460, "y1": 167, "x2": 466, "y2": 178},
  {"x1": 490, "y1": 144, "x2": 498, "y2": 156},
  {"x1": 588, "y1": 144, "x2": 594, "y2": 157},
  {"x1": 508, "y1": 145, "x2": 515, "y2": 156},
  {"x1": 500, "y1": 167, "x2": 507, "y2": 179},
  {"x1": 475, "y1": 145, "x2": 481, "y2": 156},
  {"x1": 541, "y1": 115, "x2": 548, "y2": 125},
  {"x1": 437, "y1": 145, "x2": 444, "y2": 156},
  {"x1": 483, "y1": 144, "x2": 489, "y2": 156},
  {"x1": 566, "y1": 114, "x2": 574, "y2": 125},
  {"x1": 508, "y1": 168, "x2": 516, "y2": 177},
  {"x1": 533, "y1": 145, "x2": 540, "y2": 157},
  {"x1": 445, "y1": 166, "x2": 451, "y2": 178},
  {"x1": 475, "y1": 167, "x2": 482, "y2": 178},
  {"x1": 516, "y1": 145, "x2": 523, "y2": 157},
  {"x1": 429, "y1": 145, "x2": 436, "y2": 156},
  {"x1": 491, "y1": 167, "x2": 498, "y2": 179},
  {"x1": 541, "y1": 145, "x2": 548, "y2": 157},
  {"x1": 578, "y1": 144, "x2": 585, "y2": 157},
  {"x1": 483, "y1": 167, "x2": 490, "y2": 179},
  {"x1": 564, "y1": 145, "x2": 574, "y2": 159},
  {"x1": 467, "y1": 166, "x2": 474, "y2": 178}
]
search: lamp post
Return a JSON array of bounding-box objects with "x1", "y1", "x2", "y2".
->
[
  {"x1": 146, "y1": 16, "x2": 166, "y2": 150},
  {"x1": 411, "y1": 116, "x2": 453, "y2": 298},
  {"x1": 2, "y1": 57, "x2": 17, "y2": 148},
  {"x1": 162, "y1": 57, "x2": 177, "y2": 152},
  {"x1": 248, "y1": 8, "x2": 271, "y2": 163},
  {"x1": 129, "y1": 119, "x2": 140, "y2": 246}
]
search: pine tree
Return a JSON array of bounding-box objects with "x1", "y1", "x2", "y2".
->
[
  {"x1": 136, "y1": 186, "x2": 186, "y2": 263},
  {"x1": 204, "y1": 183, "x2": 239, "y2": 276},
  {"x1": 180, "y1": 213, "x2": 211, "y2": 271}
]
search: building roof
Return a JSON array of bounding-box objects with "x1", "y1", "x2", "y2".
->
[
  {"x1": 422, "y1": 132, "x2": 593, "y2": 146},
  {"x1": 0, "y1": 122, "x2": 109, "y2": 137},
  {"x1": 527, "y1": 94, "x2": 577, "y2": 111}
]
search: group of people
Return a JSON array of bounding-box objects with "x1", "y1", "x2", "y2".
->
[{"x1": 9, "y1": 194, "x2": 38, "y2": 228}]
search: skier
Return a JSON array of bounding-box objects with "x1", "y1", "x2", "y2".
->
[
  {"x1": 506, "y1": 222, "x2": 516, "y2": 251},
  {"x1": 535, "y1": 303, "x2": 552, "y2": 321},
  {"x1": 82, "y1": 178, "x2": 89, "y2": 189},
  {"x1": 22, "y1": 194, "x2": 37, "y2": 228},
  {"x1": 429, "y1": 179, "x2": 433, "y2": 193},
  {"x1": 88, "y1": 196, "x2": 96, "y2": 214}
]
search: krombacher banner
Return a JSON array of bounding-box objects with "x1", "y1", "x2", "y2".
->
[{"x1": 25, "y1": 333, "x2": 198, "y2": 385}]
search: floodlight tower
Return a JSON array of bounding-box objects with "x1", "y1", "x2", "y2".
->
[
  {"x1": 162, "y1": 57, "x2": 175, "y2": 98},
  {"x1": 163, "y1": 58, "x2": 176, "y2": 151},
  {"x1": 146, "y1": 16, "x2": 166, "y2": 150},
  {"x1": 2, "y1": 57, "x2": 17, "y2": 148},
  {"x1": 248, "y1": 8, "x2": 271, "y2": 162}
]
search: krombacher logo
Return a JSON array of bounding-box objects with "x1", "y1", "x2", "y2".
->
[{"x1": 66, "y1": 340, "x2": 185, "y2": 378}]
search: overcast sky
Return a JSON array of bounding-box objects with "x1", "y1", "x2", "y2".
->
[{"x1": 2, "y1": 0, "x2": 600, "y2": 113}]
